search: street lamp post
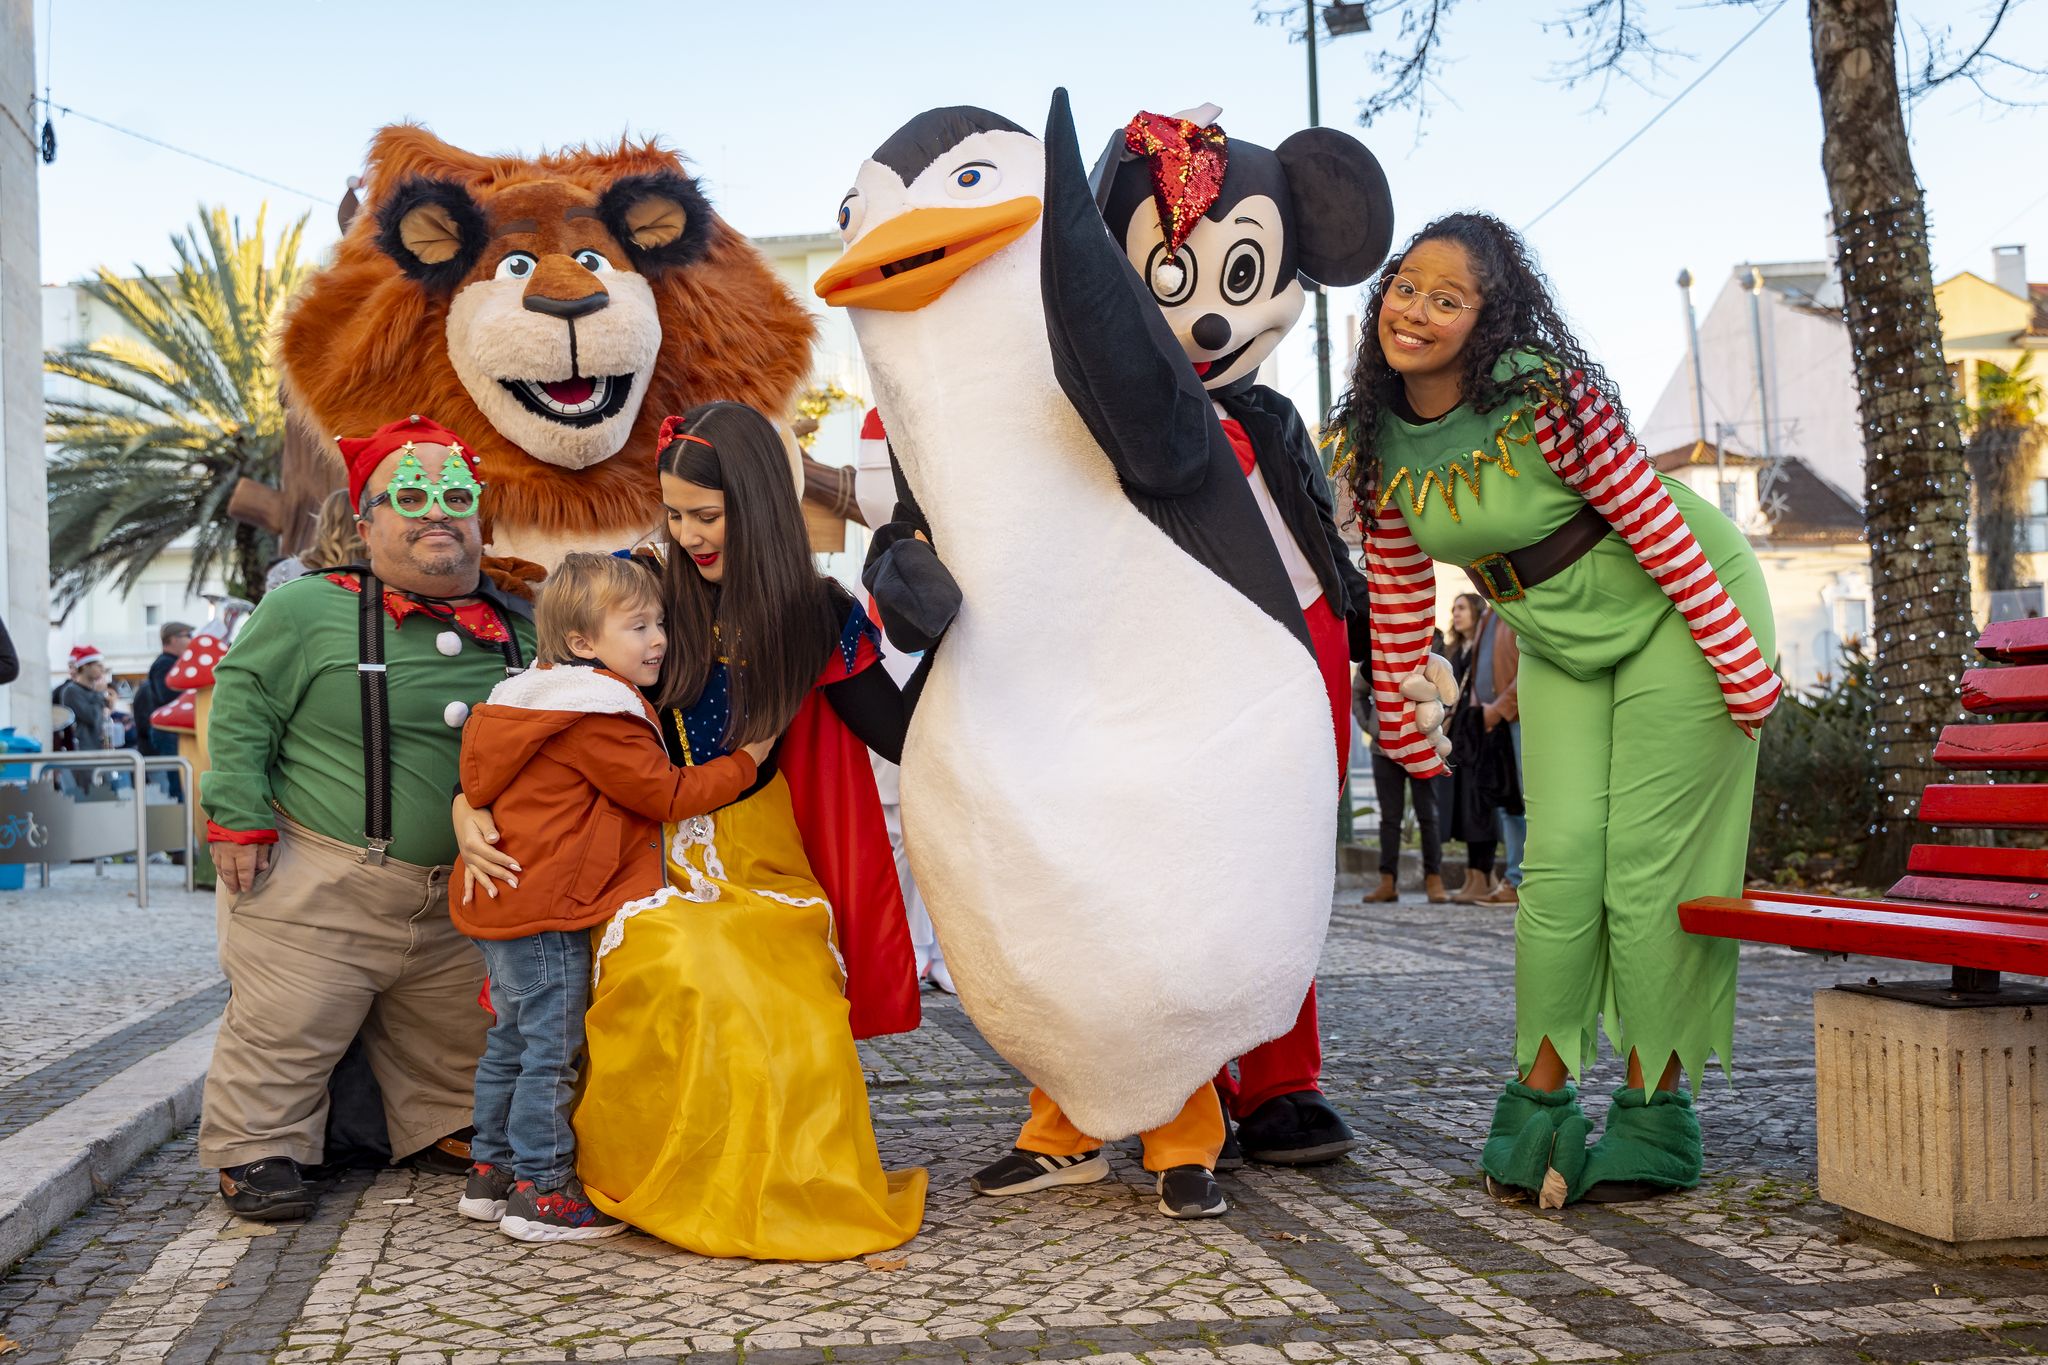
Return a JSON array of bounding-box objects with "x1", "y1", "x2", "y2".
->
[
  {"x1": 1303, "y1": 2, "x2": 1372, "y2": 424},
  {"x1": 1302, "y1": 1, "x2": 1371, "y2": 847}
]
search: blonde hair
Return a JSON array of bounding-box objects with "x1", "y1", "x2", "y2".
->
[
  {"x1": 535, "y1": 553, "x2": 662, "y2": 665},
  {"x1": 305, "y1": 489, "x2": 367, "y2": 570}
]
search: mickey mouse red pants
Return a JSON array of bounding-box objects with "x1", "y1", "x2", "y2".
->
[{"x1": 1214, "y1": 592, "x2": 1349, "y2": 1117}]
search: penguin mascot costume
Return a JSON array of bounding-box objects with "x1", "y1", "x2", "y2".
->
[
  {"x1": 817, "y1": 91, "x2": 1335, "y2": 1220},
  {"x1": 1092, "y1": 105, "x2": 1392, "y2": 1166}
]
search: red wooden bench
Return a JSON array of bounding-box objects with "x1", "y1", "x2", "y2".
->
[{"x1": 1679, "y1": 617, "x2": 2048, "y2": 1003}]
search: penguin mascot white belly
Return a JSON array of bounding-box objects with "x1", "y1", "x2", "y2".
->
[{"x1": 816, "y1": 90, "x2": 1335, "y2": 1140}]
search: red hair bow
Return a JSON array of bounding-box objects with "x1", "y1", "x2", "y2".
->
[{"x1": 655, "y1": 414, "x2": 713, "y2": 457}]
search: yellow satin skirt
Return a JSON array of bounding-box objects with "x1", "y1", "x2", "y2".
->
[{"x1": 574, "y1": 772, "x2": 926, "y2": 1260}]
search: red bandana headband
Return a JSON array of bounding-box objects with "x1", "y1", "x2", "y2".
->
[
  {"x1": 1123, "y1": 110, "x2": 1229, "y2": 256},
  {"x1": 336, "y1": 414, "x2": 479, "y2": 512}
]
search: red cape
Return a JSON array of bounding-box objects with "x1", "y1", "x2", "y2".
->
[{"x1": 778, "y1": 621, "x2": 920, "y2": 1040}]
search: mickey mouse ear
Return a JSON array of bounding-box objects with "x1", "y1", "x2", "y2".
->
[{"x1": 1275, "y1": 126, "x2": 1395, "y2": 288}]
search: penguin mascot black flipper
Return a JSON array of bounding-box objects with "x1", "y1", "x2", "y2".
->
[{"x1": 1039, "y1": 90, "x2": 1312, "y2": 654}]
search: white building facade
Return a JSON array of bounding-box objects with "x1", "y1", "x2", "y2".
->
[{"x1": 2, "y1": 0, "x2": 50, "y2": 740}]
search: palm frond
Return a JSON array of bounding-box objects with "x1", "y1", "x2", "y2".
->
[{"x1": 45, "y1": 202, "x2": 302, "y2": 606}]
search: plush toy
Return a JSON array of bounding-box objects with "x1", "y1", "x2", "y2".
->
[
  {"x1": 817, "y1": 89, "x2": 1335, "y2": 1211},
  {"x1": 278, "y1": 127, "x2": 815, "y2": 576}
]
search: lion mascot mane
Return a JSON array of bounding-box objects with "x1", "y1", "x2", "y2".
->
[{"x1": 279, "y1": 125, "x2": 816, "y2": 571}]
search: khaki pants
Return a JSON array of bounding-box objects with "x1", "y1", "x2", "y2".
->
[{"x1": 199, "y1": 819, "x2": 489, "y2": 1170}]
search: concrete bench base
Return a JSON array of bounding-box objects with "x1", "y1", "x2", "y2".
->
[{"x1": 1815, "y1": 987, "x2": 2048, "y2": 1258}]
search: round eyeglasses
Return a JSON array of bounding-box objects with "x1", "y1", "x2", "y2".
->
[{"x1": 1386, "y1": 276, "x2": 1479, "y2": 325}]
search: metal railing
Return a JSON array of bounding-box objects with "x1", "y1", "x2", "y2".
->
[{"x1": 0, "y1": 751, "x2": 196, "y2": 909}]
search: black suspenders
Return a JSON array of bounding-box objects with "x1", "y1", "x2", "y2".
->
[{"x1": 354, "y1": 570, "x2": 525, "y2": 865}]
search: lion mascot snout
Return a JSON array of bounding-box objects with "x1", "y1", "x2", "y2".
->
[{"x1": 280, "y1": 125, "x2": 816, "y2": 572}]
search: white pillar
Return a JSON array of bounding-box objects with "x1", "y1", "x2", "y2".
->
[{"x1": 0, "y1": 0, "x2": 50, "y2": 740}]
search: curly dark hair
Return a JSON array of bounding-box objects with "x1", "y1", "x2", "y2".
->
[{"x1": 1330, "y1": 211, "x2": 1624, "y2": 508}]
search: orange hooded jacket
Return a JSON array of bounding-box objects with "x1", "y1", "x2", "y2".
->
[{"x1": 454, "y1": 663, "x2": 755, "y2": 940}]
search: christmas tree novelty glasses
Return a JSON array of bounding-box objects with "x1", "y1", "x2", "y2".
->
[{"x1": 362, "y1": 448, "x2": 483, "y2": 518}]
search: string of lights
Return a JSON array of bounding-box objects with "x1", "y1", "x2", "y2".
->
[{"x1": 1833, "y1": 194, "x2": 1977, "y2": 851}]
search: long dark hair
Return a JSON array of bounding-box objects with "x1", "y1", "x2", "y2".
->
[
  {"x1": 1330, "y1": 211, "x2": 1623, "y2": 509},
  {"x1": 654, "y1": 401, "x2": 840, "y2": 746},
  {"x1": 1449, "y1": 591, "x2": 1487, "y2": 648}
]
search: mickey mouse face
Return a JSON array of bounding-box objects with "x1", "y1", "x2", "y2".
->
[{"x1": 1121, "y1": 193, "x2": 1304, "y2": 393}]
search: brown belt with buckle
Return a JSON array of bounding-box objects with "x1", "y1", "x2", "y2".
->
[{"x1": 1463, "y1": 503, "x2": 1612, "y2": 604}]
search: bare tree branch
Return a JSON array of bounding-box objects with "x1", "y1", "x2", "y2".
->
[
  {"x1": 1904, "y1": 0, "x2": 2047, "y2": 106},
  {"x1": 1539, "y1": 0, "x2": 1685, "y2": 104}
]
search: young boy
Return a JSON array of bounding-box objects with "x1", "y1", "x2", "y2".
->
[{"x1": 454, "y1": 553, "x2": 772, "y2": 1242}]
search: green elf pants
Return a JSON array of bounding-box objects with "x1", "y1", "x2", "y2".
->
[{"x1": 1509, "y1": 518, "x2": 1774, "y2": 1086}]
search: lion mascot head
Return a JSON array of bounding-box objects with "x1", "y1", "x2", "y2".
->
[{"x1": 279, "y1": 125, "x2": 815, "y2": 569}]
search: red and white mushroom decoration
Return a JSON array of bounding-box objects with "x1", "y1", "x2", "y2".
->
[
  {"x1": 150, "y1": 691, "x2": 198, "y2": 736},
  {"x1": 155, "y1": 598, "x2": 255, "y2": 729}
]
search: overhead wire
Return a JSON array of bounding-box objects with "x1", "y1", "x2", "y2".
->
[
  {"x1": 1527, "y1": 1, "x2": 1789, "y2": 230},
  {"x1": 30, "y1": 97, "x2": 328, "y2": 205}
]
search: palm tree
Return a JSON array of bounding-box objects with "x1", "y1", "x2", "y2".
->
[
  {"x1": 45, "y1": 204, "x2": 309, "y2": 609},
  {"x1": 1964, "y1": 355, "x2": 2046, "y2": 596}
]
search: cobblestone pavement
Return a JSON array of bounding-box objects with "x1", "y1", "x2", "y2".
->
[
  {"x1": 0, "y1": 865, "x2": 219, "y2": 1116},
  {"x1": 5, "y1": 895, "x2": 2047, "y2": 1365}
]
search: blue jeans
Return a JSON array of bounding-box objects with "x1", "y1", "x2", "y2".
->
[
  {"x1": 470, "y1": 930, "x2": 592, "y2": 1188},
  {"x1": 1501, "y1": 720, "x2": 1527, "y2": 887}
]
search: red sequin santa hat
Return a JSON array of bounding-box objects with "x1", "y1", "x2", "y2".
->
[
  {"x1": 336, "y1": 414, "x2": 479, "y2": 513},
  {"x1": 68, "y1": 644, "x2": 102, "y2": 670},
  {"x1": 1122, "y1": 109, "x2": 1229, "y2": 256}
]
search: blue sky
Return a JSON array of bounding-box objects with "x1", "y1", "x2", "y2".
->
[{"x1": 28, "y1": 0, "x2": 2048, "y2": 430}]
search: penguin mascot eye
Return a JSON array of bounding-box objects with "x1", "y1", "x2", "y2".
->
[
  {"x1": 944, "y1": 161, "x2": 1001, "y2": 199},
  {"x1": 837, "y1": 191, "x2": 864, "y2": 241}
]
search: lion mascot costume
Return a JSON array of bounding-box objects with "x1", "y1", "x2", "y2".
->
[
  {"x1": 260, "y1": 125, "x2": 818, "y2": 1174},
  {"x1": 279, "y1": 125, "x2": 816, "y2": 575}
]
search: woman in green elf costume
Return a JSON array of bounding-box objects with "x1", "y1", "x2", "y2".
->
[{"x1": 1335, "y1": 212, "x2": 1781, "y2": 1207}]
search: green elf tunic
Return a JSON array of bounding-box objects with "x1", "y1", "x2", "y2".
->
[
  {"x1": 1358, "y1": 353, "x2": 1780, "y2": 1197},
  {"x1": 203, "y1": 571, "x2": 535, "y2": 865}
]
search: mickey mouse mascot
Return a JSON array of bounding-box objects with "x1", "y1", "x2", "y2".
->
[{"x1": 1092, "y1": 106, "x2": 1411, "y2": 1166}]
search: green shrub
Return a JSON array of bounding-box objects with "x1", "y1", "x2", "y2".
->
[{"x1": 1748, "y1": 649, "x2": 1879, "y2": 885}]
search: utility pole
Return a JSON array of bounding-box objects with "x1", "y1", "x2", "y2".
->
[
  {"x1": 1747, "y1": 266, "x2": 1774, "y2": 459},
  {"x1": 1298, "y1": 0, "x2": 1371, "y2": 849},
  {"x1": 1306, "y1": 0, "x2": 1331, "y2": 427},
  {"x1": 1678, "y1": 268, "x2": 1706, "y2": 445}
]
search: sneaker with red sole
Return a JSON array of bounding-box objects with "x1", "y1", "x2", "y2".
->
[
  {"x1": 458, "y1": 1162, "x2": 514, "y2": 1222},
  {"x1": 499, "y1": 1177, "x2": 626, "y2": 1243}
]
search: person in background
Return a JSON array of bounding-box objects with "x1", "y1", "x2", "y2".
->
[
  {"x1": 1357, "y1": 663, "x2": 1446, "y2": 904},
  {"x1": 302, "y1": 489, "x2": 369, "y2": 572},
  {"x1": 132, "y1": 621, "x2": 194, "y2": 783},
  {"x1": 56, "y1": 646, "x2": 110, "y2": 752},
  {"x1": 1441, "y1": 601, "x2": 1502, "y2": 904},
  {"x1": 0, "y1": 613, "x2": 18, "y2": 686},
  {"x1": 1484, "y1": 619, "x2": 1526, "y2": 908},
  {"x1": 1454, "y1": 606, "x2": 1522, "y2": 906}
]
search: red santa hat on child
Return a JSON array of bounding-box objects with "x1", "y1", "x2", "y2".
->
[
  {"x1": 68, "y1": 645, "x2": 102, "y2": 670},
  {"x1": 336, "y1": 414, "x2": 479, "y2": 513}
]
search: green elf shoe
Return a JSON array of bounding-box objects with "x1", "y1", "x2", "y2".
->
[
  {"x1": 1479, "y1": 1082, "x2": 1592, "y2": 1208},
  {"x1": 1580, "y1": 1087, "x2": 1702, "y2": 1203}
]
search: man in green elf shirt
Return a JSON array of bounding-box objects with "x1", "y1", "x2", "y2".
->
[{"x1": 200, "y1": 415, "x2": 536, "y2": 1222}]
